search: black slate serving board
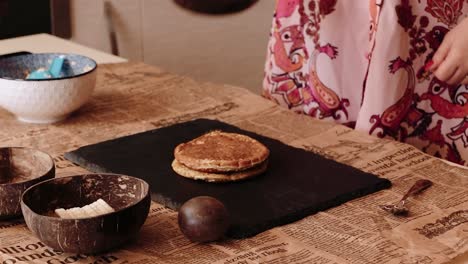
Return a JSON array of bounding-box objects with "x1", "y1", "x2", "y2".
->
[{"x1": 65, "y1": 119, "x2": 391, "y2": 238}]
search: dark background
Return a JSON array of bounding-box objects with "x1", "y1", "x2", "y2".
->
[{"x1": 0, "y1": 0, "x2": 51, "y2": 40}]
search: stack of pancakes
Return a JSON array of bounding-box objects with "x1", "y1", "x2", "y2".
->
[{"x1": 172, "y1": 131, "x2": 269, "y2": 182}]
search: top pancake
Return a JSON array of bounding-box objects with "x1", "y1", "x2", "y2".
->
[{"x1": 174, "y1": 131, "x2": 269, "y2": 172}]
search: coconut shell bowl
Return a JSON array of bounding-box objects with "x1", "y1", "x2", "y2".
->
[
  {"x1": 0, "y1": 147, "x2": 55, "y2": 219},
  {"x1": 21, "y1": 174, "x2": 151, "y2": 254}
]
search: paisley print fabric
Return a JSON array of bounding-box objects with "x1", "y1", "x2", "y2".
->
[{"x1": 263, "y1": 0, "x2": 468, "y2": 165}]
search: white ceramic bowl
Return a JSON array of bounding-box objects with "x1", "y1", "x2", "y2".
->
[{"x1": 0, "y1": 53, "x2": 97, "y2": 124}]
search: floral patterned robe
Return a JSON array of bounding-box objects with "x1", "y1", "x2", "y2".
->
[{"x1": 263, "y1": 0, "x2": 468, "y2": 165}]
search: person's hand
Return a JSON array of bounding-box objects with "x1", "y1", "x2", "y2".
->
[{"x1": 431, "y1": 17, "x2": 468, "y2": 85}]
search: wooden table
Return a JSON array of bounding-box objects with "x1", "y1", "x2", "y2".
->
[{"x1": 0, "y1": 35, "x2": 466, "y2": 264}]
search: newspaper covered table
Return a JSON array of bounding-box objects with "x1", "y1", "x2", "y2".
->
[{"x1": 0, "y1": 62, "x2": 466, "y2": 264}]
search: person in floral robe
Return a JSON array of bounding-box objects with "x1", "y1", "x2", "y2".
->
[{"x1": 263, "y1": 0, "x2": 468, "y2": 165}]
